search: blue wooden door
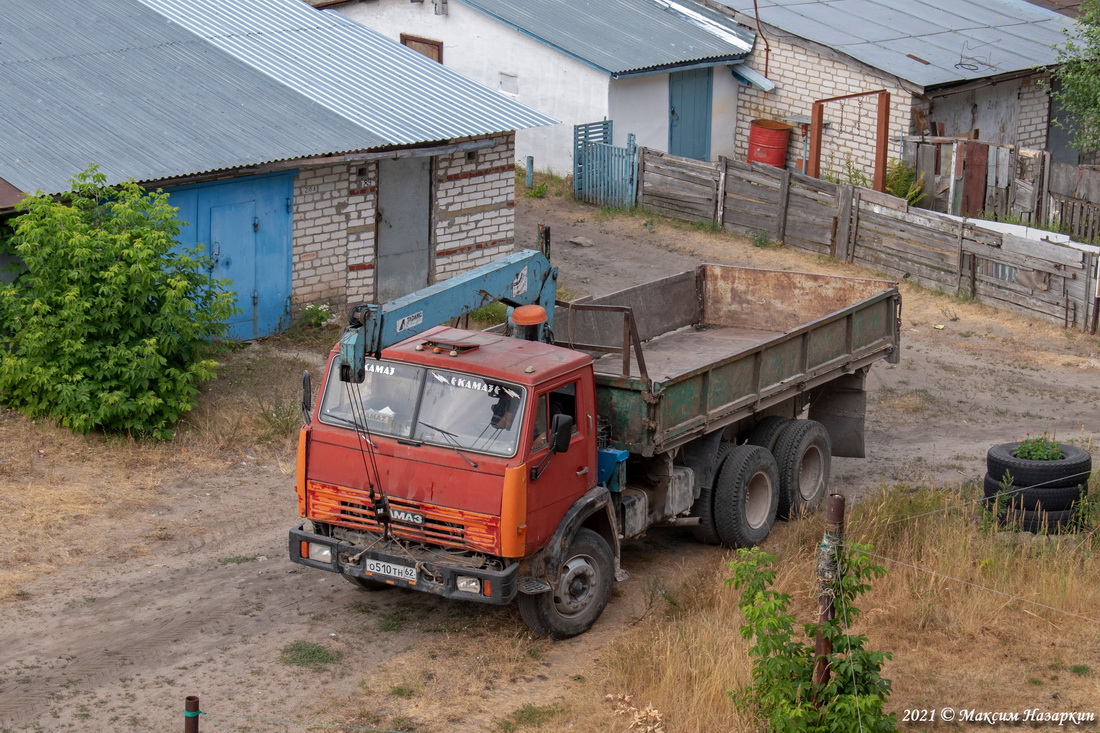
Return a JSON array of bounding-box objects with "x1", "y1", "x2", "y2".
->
[
  {"x1": 166, "y1": 172, "x2": 294, "y2": 340},
  {"x1": 210, "y1": 201, "x2": 258, "y2": 339},
  {"x1": 669, "y1": 68, "x2": 713, "y2": 161}
]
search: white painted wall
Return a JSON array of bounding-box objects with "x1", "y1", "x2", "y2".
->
[
  {"x1": 710, "y1": 68, "x2": 741, "y2": 160},
  {"x1": 609, "y1": 74, "x2": 668, "y2": 152},
  {"x1": 333, "y1": 0, "x2": 608, "y2": 175}
]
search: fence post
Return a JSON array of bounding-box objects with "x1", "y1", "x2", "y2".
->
[
  {"x1": 775, "y1": 169, "x2": 791, "y2": 243},
  {"x1": 185, "y1": 695, "x2": 200, "y2": 733},
  {"x1": 812, "y1": 494, "x2": 846, "y2": 703},
  {"x1": 715, "y1": 157, "x2": 728, "y2": 227}
]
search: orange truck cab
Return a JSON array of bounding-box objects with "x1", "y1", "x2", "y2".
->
[{"x1": 291, "y1": 325, "x2": 621, "y2": 638}]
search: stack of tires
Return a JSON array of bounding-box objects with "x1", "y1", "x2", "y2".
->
[{"x1": 983, "y1": 442, "x2": 1093, "y2": 533}]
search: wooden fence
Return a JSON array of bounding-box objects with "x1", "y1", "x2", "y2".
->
[{"x1": 637, "y1": 148, "x2": 1100, "y2": 333}]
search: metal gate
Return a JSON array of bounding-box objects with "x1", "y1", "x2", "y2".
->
[{"x1": 573, "y1": 121, "x2": 638, "y2": 209}]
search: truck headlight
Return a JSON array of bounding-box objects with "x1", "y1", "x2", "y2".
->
[
  {"x1": 307, "y1": 543, "x2": 332, "y2": 563},
  {"x1": 456, "y1": 576, "x2": 481, "y2": 594}
]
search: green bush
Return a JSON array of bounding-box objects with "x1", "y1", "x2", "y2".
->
[
  {"x1": 1015, "y1": 433, "x2": 1063, "y2": 460},
  {"x1": 884, "y1": 159, "x2": 926, "y2": 207},
  {"x1": 0, "y1": 165, "x2": 236, "y2": 439},
  {"x1": 728, "y1": 546, "x2": 896, "y2": 733}
]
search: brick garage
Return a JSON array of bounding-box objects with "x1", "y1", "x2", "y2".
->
[{"x1": 292, "y1": 133, "x2": 519, "y2": 308}]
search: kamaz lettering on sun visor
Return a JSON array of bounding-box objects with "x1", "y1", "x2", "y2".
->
[{"x1": 429, "y1": 372, "x2": 518, "y2": 398}]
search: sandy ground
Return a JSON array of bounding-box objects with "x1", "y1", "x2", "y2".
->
[{"x1": 1, "y1": 192, "x2": 1098, "y2": 732}]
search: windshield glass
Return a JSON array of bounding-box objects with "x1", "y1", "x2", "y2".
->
[{"x1": 318, "y1": 358, "x2": 526, "y2": 457}]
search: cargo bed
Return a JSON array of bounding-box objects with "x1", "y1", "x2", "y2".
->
[{"x1": 554, "y1": 265, "x2": 900, "y2": 456}]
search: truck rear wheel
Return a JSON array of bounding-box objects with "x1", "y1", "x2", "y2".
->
[
  {"x1": 714, "y1": 445, "x2": 779, "y2": 548},
  {"x1": 773, "y1": 419, "x2": 831, "y2": 518},
  {"x1": 689, "y1": 441, "x2": 736, "y2": 545},
  {"x1": 517, "y1": 528, "x2": 613, "y2": 639}
]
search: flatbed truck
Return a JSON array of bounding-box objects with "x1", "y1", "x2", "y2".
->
[{"x1": 290, "y1": 250, "x2": 900, "y2": 638}]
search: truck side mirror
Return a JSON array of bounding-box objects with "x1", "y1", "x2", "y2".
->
[
  {"x1": 549, "y1": 413, "x2": 573, "y2": 453},
  {"x1": 301, "y1": 370, "x2": 312, "y2": 425},
  {"x1": 531, "y1": 413, "x2": 573, "y2": 481}
]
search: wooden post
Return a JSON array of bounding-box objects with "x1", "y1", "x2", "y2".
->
[
  {"x1": 775, "y1": 169, "x2": 791, "y2": 243},
  {"x1": 185, "y1": 696, "x2": 200, "y2": 733},
  {"x1": 808, "y1": 102, "x2": 824, "y2": 179},
  {"x1": 873, "y1": 91, "x2": 890, "y2": 192},
  {"x1": 812, "y1": 494, "x2": 846, "y2": 701},
  {"x1": 716, "y1": 157, "x2": 729, "y2": 228}
]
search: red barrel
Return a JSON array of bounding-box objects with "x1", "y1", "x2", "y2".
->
[{"x1": 747, "y1": 119, "x2": 792, "y2": 168}]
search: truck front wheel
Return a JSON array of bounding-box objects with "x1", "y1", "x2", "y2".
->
[{"x1": 518, "y1": 528, "x2": 613, "y2": 639}]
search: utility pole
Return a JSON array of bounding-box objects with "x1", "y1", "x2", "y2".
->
[{"x1": 812, "y1": 494, "x2": 846, "y2": 704}]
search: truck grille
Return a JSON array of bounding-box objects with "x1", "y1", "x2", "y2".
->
[{"x1": 306, "y1": 481, "x2": 499, "y2": 554}]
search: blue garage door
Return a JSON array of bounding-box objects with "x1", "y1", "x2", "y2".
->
[{"x1": 166, "y1": 172, "x2": 295, "y2": 340}]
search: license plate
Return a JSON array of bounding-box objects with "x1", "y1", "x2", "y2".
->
[{"x1": 366, "y1": 558, "x2": 417, "y2": 582}]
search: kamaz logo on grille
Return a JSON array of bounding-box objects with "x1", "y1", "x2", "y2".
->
[{"x1": 392, "y1": 509, "x2": 425, "y2": 525}]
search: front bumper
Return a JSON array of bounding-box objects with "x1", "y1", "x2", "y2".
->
[{"x1": 289, "y1": 522, "x2": 519, "y2": 605}]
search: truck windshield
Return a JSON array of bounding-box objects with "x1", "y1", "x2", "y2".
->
[{"x1": 318, "y1": 358, "x2": 526, "y2": 458}]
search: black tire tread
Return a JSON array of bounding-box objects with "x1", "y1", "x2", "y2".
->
[
  {"x1": 713, "y1": 444, "x2": 779, "y2": 548},
  {"x1": 689, "y1": 441, "x2": 736, "y2": 545},
  {"x1": 516, "y1": 528, "x2": 613, "y2": 640},
  {"x1": 986, "y1": 442, "x2": 1092, "y2": 489},
  {"x1": 746, "y1": 416, "x2": 792, "y2": 453},
  {"x1": 772, "y1": 419, "x2": 831, "y2": 519},
  {"x1": 982, "y1": 473, "x2": 1084, "y2": 512}
]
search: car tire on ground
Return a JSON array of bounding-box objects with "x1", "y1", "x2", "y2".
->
[{"x1": 986, "y1": 443, "x2": 1092, "y2": 489}]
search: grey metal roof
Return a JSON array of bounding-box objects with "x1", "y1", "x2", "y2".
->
[
  {"x1": 713, "y1": 0, "x2": 1076, "y2": 88},
  {"x1": 0, "y1": 0, "x2": 555, "y2": 197},
  {"x1": 456, "y1": 0, "x2": 755, "y2": 76}
]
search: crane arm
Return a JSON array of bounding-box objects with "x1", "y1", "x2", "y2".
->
[{"x1": 339, "y1": 249, "x2": 557, "y2": 382}]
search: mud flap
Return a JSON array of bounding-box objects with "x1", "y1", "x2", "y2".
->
[{"x1": 808, "y1": 371, "x2": 867, "y2": 458}]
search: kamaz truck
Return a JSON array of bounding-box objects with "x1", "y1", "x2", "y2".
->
[{"x1": 290, "y1": 250, "x2": 900, "y2": 638}]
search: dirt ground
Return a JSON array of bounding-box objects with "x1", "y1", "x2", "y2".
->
[{"x1": 1, "y1": 190, "x2": 1098, "y2": 732}]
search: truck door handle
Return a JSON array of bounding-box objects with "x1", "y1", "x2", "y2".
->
[{"x1": 576, "y1": 467, "x2": 589, "y2": 476}]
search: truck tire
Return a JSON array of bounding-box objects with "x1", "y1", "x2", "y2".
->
[
  {"x1": 714, "y1": 445, "x2": 779, "y2": 548},
  {"x1": 689, "y1": 442, "x2": 737, "y2": 545},
  {"x1": 746, "y1": 416, "x2": 791, "y2": 453},
  {"x1": 517, "y1": 528, "x2": 614, "y2": 639},
  {"x1": 773, "y1": 420, "x2": 831, "y2": 518},
  {"x1": 986, "y1": 443, "x2": 1092, "y2": 489}
]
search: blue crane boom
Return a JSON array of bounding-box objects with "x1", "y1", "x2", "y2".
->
[{"x1": 338, "y1": 249, "x2": 558, "y2": 382}]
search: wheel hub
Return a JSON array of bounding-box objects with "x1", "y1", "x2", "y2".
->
[{"x1": 554, "y1": 556, "x2": 596, "y2": 615}]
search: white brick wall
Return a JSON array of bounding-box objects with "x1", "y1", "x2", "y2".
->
[
  {"x1": 433, "y1": 132, "x2": 517, "y2": 279},
  {"x1": 1017, "y1": 74, "x2": 1050, "y2": 150},
  {"x1": 735, "y1": 35, "x2": 919, "y2": 180},
  {"x1": 291, "y1": 132, "x2": 518, "y2": 311}
]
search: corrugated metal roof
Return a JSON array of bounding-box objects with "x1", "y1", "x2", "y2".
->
[
  {"x1": 714, "y1": 0, "x2": 1075, "y2": 87},
  {"x1": 0, "y1": 0, "x2": 555, "y2": 197},
  {"x1": 457, "y1": 0, "x2": 755, "y2": 76}
]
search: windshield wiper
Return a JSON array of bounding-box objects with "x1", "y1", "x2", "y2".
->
[
  {"x1": 417, "y1": 420, "x2": 479, "y2": 468},
  {"x1": 321, "y1": 414, "x2": 378, "y2": 448}
]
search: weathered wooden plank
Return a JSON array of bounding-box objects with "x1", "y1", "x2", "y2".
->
[
  {"x1": 789, "y1": 168, "x2": 839, "y2": 196},
  {"x1": 961, "y1": 242, "x2": 1083, "y2": 277},
  {"x1": 733, "y1": 166, "x2": 786, "y2": 189},
  {"x1": 917, "y1": 144, "x2": 937, "y2": 209},
  {"x1": 1001, "y1": 233, "x2": 1086, "y2": 266},
  {"x1": 852, "y1": 250, "x2": 957, "y2": 286},
  {"x1": 788, "y1": 186, "x2": 836, "y2": 206},
  {"x1": 859, "y1": 188, "x2": 907, "y2": 210},
  {"x1": 855, "y1": 230, "x2": 957, "y2": 268},
  {"x1": 785, "y1": 235, "x2": 831, "y2": 255},
  {"x1": 857, "y1": 202, "x2": 962, "y2": 235},
  {"x1": 858, "y1": 210, "x2": 959, "y2": 247},
  {"x1": 775, "y1": 169, "x2": 791, "y2": 242}
]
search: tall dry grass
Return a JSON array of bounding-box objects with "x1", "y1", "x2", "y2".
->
[{"x1": 596, "y1": 479, "x2": 1100, "y2": 731}]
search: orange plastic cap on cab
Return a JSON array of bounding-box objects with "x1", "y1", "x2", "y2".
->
[{"x1": 512, "y1": 305, "x2": 547, "y2": 326}]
